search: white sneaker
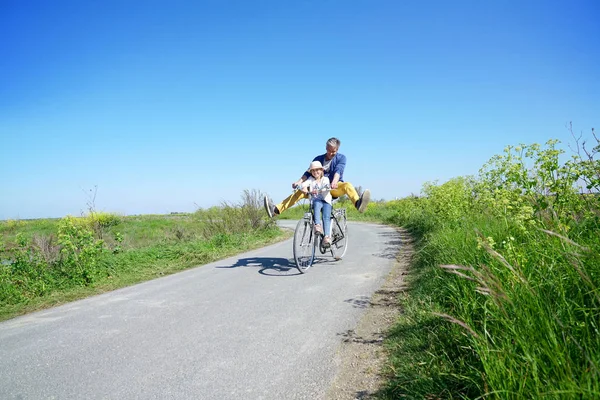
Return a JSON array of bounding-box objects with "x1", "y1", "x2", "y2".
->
[
  {"x1": 264, "y1": 196, "x2": 275, "y2": 218},
  {"x1": 356, "y1": 189, "x2": 371, "y2": 213}
]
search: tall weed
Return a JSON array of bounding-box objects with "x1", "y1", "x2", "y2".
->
[{"x1": 198, "y1": 189, "x2": 276, "y2": 238}]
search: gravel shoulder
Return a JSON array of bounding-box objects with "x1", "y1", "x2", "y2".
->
[{"x1": 325, "y1": 227, "x2": 415, "y2": 400}]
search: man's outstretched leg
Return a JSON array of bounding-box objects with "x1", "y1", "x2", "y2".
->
[
  {"x1": 264, "y1": 190, "x2": 308, "y2": 218},
  {"x1": 331, "y1": 182, "x2": 371, "y2": 213}
]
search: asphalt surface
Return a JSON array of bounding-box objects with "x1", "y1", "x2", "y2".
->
[{"x1": 0, "y1": 220, "x2": 402, "y2": 400}]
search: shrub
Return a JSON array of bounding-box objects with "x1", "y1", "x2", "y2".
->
[
  {"x1": 57, "y1": 216, "x2": 107, "y2": 285},
  {"x1": 0, "y1": 234, "x2": 54, "y2": 303},
  {"x1": 3, "y1": 219, "x2": 25, "y2": 232},
  {"x1": 90, "y1": 212, "x2": 122, "y2": 228}
]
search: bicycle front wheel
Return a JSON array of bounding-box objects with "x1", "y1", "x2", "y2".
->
[
  {"x1": 331, "y1": 213, "x2": 348, "y2": 260},
  {"x1": 293, "y1": 219, "x2": 316, "y2": 273}
]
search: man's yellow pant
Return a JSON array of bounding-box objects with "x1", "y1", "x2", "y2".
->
[{"x1": 275, "y1": 181, "x2": 360, "y2": 214}]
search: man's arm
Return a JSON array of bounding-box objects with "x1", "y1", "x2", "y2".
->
[
  {"x1": 331, "y1": 172, "x2": 340, "y2": 189},
  {"x1": 330, "y1": 153, "x2": 346, "y2": 189}
]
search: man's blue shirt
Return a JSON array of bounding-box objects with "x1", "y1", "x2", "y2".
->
[{"x1": 302, "y1": 153, "x2": 346, "y2": 182}]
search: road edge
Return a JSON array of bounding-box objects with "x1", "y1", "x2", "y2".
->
[{"x1": 325, "y1": 226, "x2": 414, "y2": 400}]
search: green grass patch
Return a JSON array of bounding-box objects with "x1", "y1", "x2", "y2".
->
[
  {"x1": 0, "y1": 189, "x2": 291, "y2": 322},
  {"x1": 370, "y1": 136, "x2": 600, "y2": 398}
]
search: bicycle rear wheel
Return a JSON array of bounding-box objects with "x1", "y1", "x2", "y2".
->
[
  {"x1": 293, "y1": 219, "x2": 316, "y2": 273},
  {"x1": 331, "y1": 211, "x2": 348, "y2": 260}
]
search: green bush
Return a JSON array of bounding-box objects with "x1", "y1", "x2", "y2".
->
[
  {"x1": 0, "y1": 234, "x2": 55, "y2": 303},
  {"x1": 90, "y1": 212, "x2": 122, "y2": 228},
  {"x1": 57, "y1": 216, "x2": 107, "y2": 285}
]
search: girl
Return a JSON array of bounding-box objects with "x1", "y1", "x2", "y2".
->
[{"x1": 300, "y1": 161, "x2": 333, "y2": 246}]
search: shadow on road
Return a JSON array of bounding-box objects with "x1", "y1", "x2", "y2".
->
[
  {"x1": 374, "y1": 230, "x2": 403, "y2": 260},
  {"x1": 215, "y1": 255, "x2": 335, "y2": 276},
  {"x1": 337, "y1": 329, "x2": 385, "y2": 344},
  {"x1": 344, "y1": 295, "x2": 371, "y2": 309},
  {"x1": 215, "y1": 257, "x2": 299, "y2": 276}
]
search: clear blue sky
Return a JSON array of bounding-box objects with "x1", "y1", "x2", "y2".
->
[{"x1": 1, "y1": 0, "x2": 598, "y2": 220}]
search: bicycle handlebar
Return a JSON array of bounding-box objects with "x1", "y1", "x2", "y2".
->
[{"x1": 293, "y1": 184, "x2": 331, "y2": 199}]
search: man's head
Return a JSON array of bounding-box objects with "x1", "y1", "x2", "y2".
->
[{"x1": 325, "y1": 137, "x2": 341, "y2": 160}]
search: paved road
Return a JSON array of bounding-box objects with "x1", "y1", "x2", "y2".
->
[{"x1": 0, "y1": 221, "x2": 401, "y2": 400}]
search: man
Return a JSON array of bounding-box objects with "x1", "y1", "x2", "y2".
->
[{"x1": 264, "y1": 137, "x2": 371, "y2": 217}]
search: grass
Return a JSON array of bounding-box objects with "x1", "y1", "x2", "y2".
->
[
  {"x1": 0, "y1": 190, "x2": 292, "y2": 322},
  {"x1": 363, "y1": 176, "x2": 600, "y2": 398},
  {"x1": 372, "y1": 211, "x2": 485, "y2": 399},
  {"x1": 0, "y1": 218, "x2": 61, "y2": 241},
  {"x1": 0, "y1": 227, "x2": 291, "y2": 322}
]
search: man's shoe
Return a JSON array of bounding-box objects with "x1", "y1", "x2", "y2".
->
[
  {"x1": 264, "y1": 196, "x2": 276, "y2": 218},
  {"x1": 355, "y1": 189, "x2": 371, "y2": 213}
]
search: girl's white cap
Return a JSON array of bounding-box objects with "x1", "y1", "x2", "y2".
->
[{"x1": 307, "y1": 161, "x2": 324, "y2": 172}]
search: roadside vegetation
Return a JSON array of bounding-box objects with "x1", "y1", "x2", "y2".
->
[
  {"x1": 366, "y1": 128, "x2": 600, "y2": 398},
  {"x1": 0, "y1": 189, "x2": 288, "y2": 321}
]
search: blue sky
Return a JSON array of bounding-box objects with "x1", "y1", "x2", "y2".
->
[{"x1": 1, "y1": 0, "x2": 598, "y2": 220}]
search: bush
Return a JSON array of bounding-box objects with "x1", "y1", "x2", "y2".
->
[
  {"x1": 57, "y1": 216, "x2": 107, "y2": 285},
  {"x1": 0, "y1": 215, "x2": 110, "y2": 306},
  {"x1": 0, "y1": 234, "x2": 55, "y2": 303},
  {"x1": 90, "y1": 212, "x2": 122, "y2": 228}
]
